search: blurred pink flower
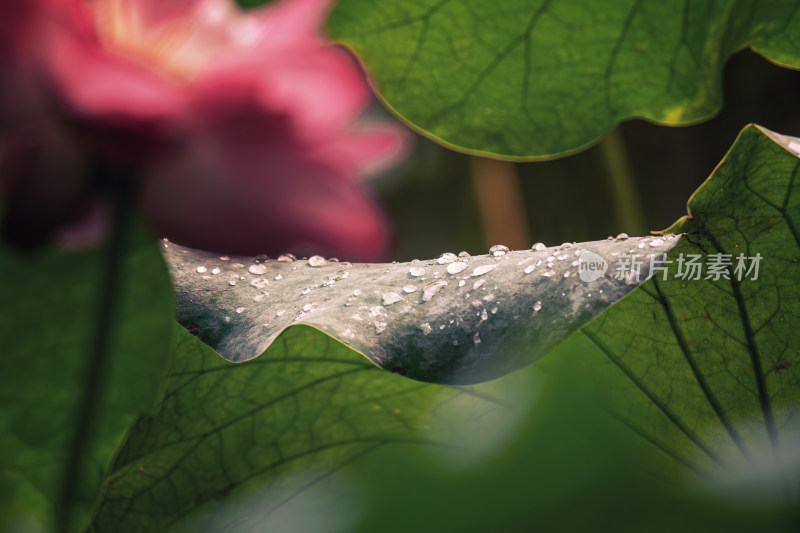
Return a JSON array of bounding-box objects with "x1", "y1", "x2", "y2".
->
[{"x1": 0, "y1": 0, "x2": 409, "y2": 261}]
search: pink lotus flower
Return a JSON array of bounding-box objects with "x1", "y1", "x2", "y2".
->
[{"x1": 0, "y1": 0, "x2": 409, "y2": 261}]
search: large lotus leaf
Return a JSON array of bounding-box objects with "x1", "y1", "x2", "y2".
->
[
  {"x1": 328, "y1": 0, "x2": 800, "y2": 158},
  {"x1": 162, "y1": 235, "x2": 676, "y2": 384}
]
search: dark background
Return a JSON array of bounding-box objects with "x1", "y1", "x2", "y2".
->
[{"x1": 374, "y1": 49, "x2": 800, "y2": 262}]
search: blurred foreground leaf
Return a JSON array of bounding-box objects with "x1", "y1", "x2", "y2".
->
[
  {"x1": 329, "y1": 0, "x2": 800, "y2": 158},
  {"x1": 0, "y1": 214, "x2": 174, "y2": 532}
]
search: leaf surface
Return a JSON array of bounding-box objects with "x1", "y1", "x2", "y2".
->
[{"x1": 328, "y1": 0, "x2": 800, "y2": 157}]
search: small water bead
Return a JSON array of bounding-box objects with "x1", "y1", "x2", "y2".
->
[
  {"x1": 473, "y1": 279, "x2": 486, "y2": 290},
  {"x1": 557, "y1": 254, "x2": 569, "y2": 261},
  {"x1": 533, "y1": 301, "x2": 542, "y2": 312},
  {"x1": 473, "y1": 332, "x2": 482, "y2": 345},
  {"x1": 248, "y1": 264, "x2": 267, "y2": 275},
  {"x1": 211, "y1": 267, "x2": 221, "y2": 275},
  {"x1": 480, "y1": 308, "x2": 488, "y2": 321},
  {"x1": 420, "y1": 322, "x2": 433, "y2": 335},
  {"x1": 253, "y1": 294, "x2": 266, "y2": 302},
  {"x1": 303, "y1": 302, "x2": 319, "y2": 312},
  {"x1": 409, "y1": 266, "x2": 426, "y2": 277},
  {"x1": 321, "y1": 276, "x2": 336, "y2": 286},
  {"x1": 563, "y1": 271, "x2": 571, "y2": 278},
  {"x1": 439, "y1": 325, "x2": 446, "y2": 330},
  {"x1": 196, "y1": 266, "x2": 207, "y2": 273},
  {"x1": 219, "y1": 256, "x2": 230, "y2": 261},
  {"x1": 353, "y1": 289, "x2": 362, "y2": 296},
  {"x1": 437, "y1": 252, "x2": 458, "y2": 264},
  {"x1": 369, "y1": 306, "x2": 385, "y2": 317},
  {"x1": 542, "y1": 271, "x2": 555, "y2": 278},
  {"x1": 446, "y1": 261, "x2": 468, "y2": 275},
  {"x1": 274, "y1": 274, "x2": 283, "y2": 280},
  {"x1": 649, "y1": 239, "x2": 665, "y2": 247},
  {"x1": 616, "y1": 233, "x2": 629, "y2": 241},
  {"x1": 458, "y1": 280, "x2": 466, "y2": 288},
  {"x1": 308, "y1": 255, "x2": 327, "y2": 267},
  {"x1": 373, "y1": 322, "x2": 388, "y2": 334},
  {"x1": 232, "y1": 263, "x2": 245, "y2": 268},
  {"x1": 490, "y1": 244, "x2": 509, "y2": 256},
  {"x1": 250, "y1": 278, "x2": 268, "y2": 290},
  {"x1": 276, "y1": 310, "x2": 286, "y2": 317},
  {"x1": 532, "y1": 242, "x2": 547, "y2": 252},
  {"x1": 229, "y1": 279, "x2": 237, "y2": 286},
  {"x1": 458, "y1": 251, "x2": 471, "y2": 259},
  {"x1": 201, "y1": 275, "x2": 211, "y2": 280},
  {"x1": 403, "y1": 285, "x2": 418, "y2": 293},
  {"x1": 471, "y1": 264, "x2": 497, "y2": 277},
  {"x1": 559, "y1": 242, "x2": 573, "y2": 249},
  {"x1": 422, "y1": 280, "x2": 448, "y2": 301},
  {"x1": 482, "y1": 294, "x2": 494, "y2": 301},
  {"x1": 301, "y1": 287, "x2": 311, "y2": 295},
  {"x1": 342, "y1": 329, "x2": 355, "y2": 340},
  {"x1": 277, "y1": 253, "x2": 296, "y2": 263},
  {"x1": 236, "y1": 307, "x2": 246, "y2": 314},
  {"x1": 524, "y1": 264, "x2": 536, "y2": 274},
  {"x1": 452, "y1": 340, "x2": 460, "y2": 346},
  {"x1": 351, "y1": 314, "x2": 363, "y2": 321},
  {"x1": 335, "y1": 270, "x2": 350, "y2": 280},
  {"x1": 546, "y1": 255, "x2": 556, "y2": 263},
  {"x1": 382, "y1": 292, "x2": 404, "y2": 306},
  {"x1": 491, "y1": 307, "x2": 498, "y2": 314},
  {"x1": 471, "y1": 300, "x2": 482, "y2": 308}
]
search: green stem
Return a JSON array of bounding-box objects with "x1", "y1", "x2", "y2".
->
[
  {"x1": 599, "y1": 128, "x2": 647, "y2": 235},
  {"x1": 58, "y1": 188, "x2": 129, "y2": 532}
]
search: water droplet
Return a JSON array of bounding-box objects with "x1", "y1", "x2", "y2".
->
[
  {"x1": 308, "y1": 255, "x2": 327, "y2": 267},
  {"x1": 229, "y1": 279, "x2": 237, "y2": 286},
  {"x1": 219, "y1": 256, "x2": 230, "y2": 261},
  {"x1": 616, "y1": 233, "x2": 629, "y2": 241},
  {"x1": 211, "y1": 267, "x2": 221, "y2": 275},
  {"x1": 343, "y1": 329, "x2": 355, "y2": 339},
  {"x1": 482, "y1": 294, "x2": 494, "y2": 301},
  {"x1": 649, "y1": 239, "x2": 665, "y2": 247},
  {"x1": 250, "y1": 278, "x2": 268, "y2": 289},
  {"x1": 458, "y1": 280, "x2": 466, "y2": 287},
  {"x1": 382, "y1": 292, "x2": 404, "y2": 306},
  {"x1": 301, "y1": 287, "x2": 311, "y2": 295},
  {"x1": 473, "y1": 332, "x2": 482, "y2": 345},
  {"x1": 403, "y1": 285, "x2": 418, "y2": 293},
  {"x1": 532, "y1": 242, "x2": 547, "y2": 252},
  {"x1": 232, "y1": 263, "x2": 245, "y2": 268},
  {"x1": 420, "y1": 322, "x2": 432, "y2": 335},
  {"x1": 473, "y1": 279, "x2": 486, "y2": 290},
  {"x1": 480, "y1": 308, "x2": 488, "y2": 321},
  {"x1": 542, "y1": 271, "x2": 555, "y2": 277},
  {"x1": 490, "y1": 244, "x2": 509, "y2": 256},
  {"x1": 437, "y1": 252, "x2": 458, "y2": 264},
  {"x1": 253, "y1": 294, "x2": 266, "y2": 302},
  {"x1": 559, "y1": 242, "x2": 573, "y2": 249},
  {"x1": 335, "y1": 270, "x2": 350, "y2": 280},
  {"x1": 235, "y1": 307, "x2": 246, "y2": 314},
  {"x1": 248, "y1": 264, "x2": 267, "y2": 275},
  {"x1": 351, "y1": 314, "x2": 363, "y2": 321},
  {"x1": 452, "y1": 340, "x2": 460, "y2": 346},
  {"x1": 471, "y1": 300, "x2": 482, "y2": 308},
  {"x1": 303, "y1": 302, "x2": 319, "y2": 312},
  {"x1": 277, "y1": 253, "x2": 296, "y2": 262},
  {"x1": 196, "y1": 266, "x2": 208, "y2": 274},
  {"x1": 422, "y1": 280, "x2": 448, "y2": 301},
  {"x1": 564, "y1": 271, "x2": 571, "y2": 278},
  {"x1": 471, "y1": 264, "x2": 497, "y2": 277},
  {"x1": 409, "y1": 266, "x2": 426, "y2": 277},
  {"x1": 369, "y1": 306, "x2": 385, "y2": 317},
  {"x1": 524, "y1": 264, "x2": 535, "y2": 274},
  {"x1": 491, "y1": 307, "x2": 498, "y2": 314},
  {"x1": 373, "y1": 321, "x2": 388, "y2": 334},
  {"x1": 439, "y1": 324, "x2": 446, "y2": 330},
  {"x1": 458, "y1": 251, "x2": 471, "y2": 259},
  {"x1": 352, "y1": 289, "x2": 362, "y2": 297},
  {"x1": 557, "y1": 254, "x2": 569, "y2": 261},
  {"x1": 446, "y1": 261, "x2": 468, "y2": 275},
  {"x1": 223, "y1": 316, "x2": 231, "y2": 323},
  {"x1": 533, "y1": 301, "x2": 542, "y2": 312},
  {"x1": 274, "y1": 274, "x2": 283, "y2": 281}
]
